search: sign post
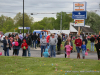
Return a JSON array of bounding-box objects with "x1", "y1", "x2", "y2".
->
[{"x1": 72, "y1": 2, "x2": 87, "y2": 36}]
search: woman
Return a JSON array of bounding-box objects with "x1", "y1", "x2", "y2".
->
[
  {"x1": 57, "y1": 35, "x2": 62, "y2": 55},
  {"x1": 8, "y1": 34, "x2": 11, "y2": 38},
  {"x1": 90, "y1": 35, "x2": 95, "y2": 51},
  {"x1": 3, "y1": 36, "x2": 11, "y2": 56},
  {"x1": 15, "y1": 34, "x2": 22, "y2": 56},
  {"x1": 74, "y1": 36, "x2": 82, "y2": 59}
]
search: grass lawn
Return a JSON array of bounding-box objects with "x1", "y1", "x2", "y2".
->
[
  {"x1": 61, "y1": 40, "x2": 96, "y2": 51},
  {"x1": 0, "y1": 56, "x2": 100, "y2": 75}
]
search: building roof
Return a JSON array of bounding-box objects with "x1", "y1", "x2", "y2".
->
[{"x1": 72, "y1": 25, "x2": 94, "y2": 33}]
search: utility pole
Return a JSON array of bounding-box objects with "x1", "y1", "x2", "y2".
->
[
  {"x1": 99, "y1": 3, "x2": 100, "y2": 9},
  {"x1": 23, "y1": 0, "x2": 24, "y2": 37},
  {"x1": 60, "y1": 12, "x2": 62, "y2": 33}
]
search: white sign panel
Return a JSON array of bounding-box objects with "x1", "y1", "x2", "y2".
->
[
  {"x1": 74, "y1": 19, "x2": 85, "y2": 26},
  {"x1": 73, "y1": 2, "x2": 86, "y2": 11}
]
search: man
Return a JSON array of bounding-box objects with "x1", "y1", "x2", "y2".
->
[
  {"x1": 32, "y1": 32, "x2": 37, "y2": 49},
  {"x1": 15, "y1": 34, "x2": 22, "y2": 55},
  {"x1": 12, "y1": 33, "x2": 15, "y2": 38},
  {"x1": 49, "y1": 34, "x2": 58, "y2": 57},
  {"x1": 23, "y1": 33, "x2": 32, "y2": 57},
  {"x1": 19, "y1": 33, "x2": 23, "y2": 41},
  {"x1": 40, "y1": 33, "x2": 44, "y2": 39},
  {"x1": 40, "y1": 35, "x2": 47, "y2": 57}
]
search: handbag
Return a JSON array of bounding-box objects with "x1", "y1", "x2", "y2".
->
[
  {"x1": 85, "y1": 51, "x2": 88, "y2": 56},
  {"x1": 0, "y1": 52, "x2": 2, "y2": 55}
]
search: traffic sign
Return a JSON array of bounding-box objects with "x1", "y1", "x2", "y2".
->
[{"x1": 72, "y1": 11, "x2": 87, "y2": 19}]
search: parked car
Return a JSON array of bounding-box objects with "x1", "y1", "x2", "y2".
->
[{"x1": 1, "y1": 32, "x2": 18, "y2": 42}]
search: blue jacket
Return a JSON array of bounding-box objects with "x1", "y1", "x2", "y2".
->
[
  {"x1": 81, "y1": 45, "x2": 86, "y2": 51},
  {"x1": 3, "y1": 39, "x2": 11, "y2": 50},
  {"x1": 43, "y1": 48, "x2": 49, "y2": 57}
]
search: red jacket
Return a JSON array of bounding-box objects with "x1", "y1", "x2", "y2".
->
[
  {"x1": 21, "y1": 39, "x2": 28, "y2": 50},
  {"x1": 46, "y1": 35, "x2": 50, "y2": 43},
  {"x1": 74, "y1": 39, "x2": 82, "y2": 46}
]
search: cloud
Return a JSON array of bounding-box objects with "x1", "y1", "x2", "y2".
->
[{"x1": 0, "y1": 0, "x2": 100, "y2": 21}]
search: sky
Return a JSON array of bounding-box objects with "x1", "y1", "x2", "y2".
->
[{"x1": 0, "y1": 0, "x2": 100, "y2": 22}]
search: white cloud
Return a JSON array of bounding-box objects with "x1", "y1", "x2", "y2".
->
[{"x1": 0, "y1": 0, "x2": 100, "y2": 21}]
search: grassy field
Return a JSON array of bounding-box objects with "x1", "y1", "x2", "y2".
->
[
  {"x1": 61, "y1": 40, "x2": 96, "y2": 51},
  {"x1": 0, "y1": 56, "x2": 100, "y2": 75}
]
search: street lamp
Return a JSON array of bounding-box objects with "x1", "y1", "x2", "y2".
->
[{"x1": 23, "y1": 0, "x2": 24, "y2": 37}]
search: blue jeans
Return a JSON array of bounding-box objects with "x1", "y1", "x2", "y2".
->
[
  {"x1": 76, "y1": 47, "x2": 81, "y2": 53},
  {"x1": 50, "y1": 45, "x2": 56, "y2": 57},
  {"x1": 91, "y1": 42, "x2": 94, "y2": 51},
  {"x1": 23, "y1": 50, "x2": 27, "y2": 56},
  {"x1": 27, "y1": 46, "x2": 31, "y2": 57},
  {"x1": 4, "y1": 48, "x2": 9, "y2": 56},
  {"x1": 41, "y1": 46, "x2": 46, "y2": 53},
  {"x1": 17, "y1": 46, "x2": 21, "y2": 56},
  {"x1": 33, "y1": 40, "x2": 36, "y2": 48}
]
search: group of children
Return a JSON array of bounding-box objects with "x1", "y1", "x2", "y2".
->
[
  {"x1": 65, "y1": 41, "x2": 87, "y2": 59},
  {"x1": 12, "y1": 38, "x2": 28, "y2": 56}
]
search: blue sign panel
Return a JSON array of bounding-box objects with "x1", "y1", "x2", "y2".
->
[
  {"x1": 26, "y1": 27, "x2": 30, "y2": 29},
  {"x1": 72, "y1": 11, "x2": 87, "y2": 19}
]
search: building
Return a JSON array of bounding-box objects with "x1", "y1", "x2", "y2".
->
[{"x1": 69, "y1": 23, "x2": 95, "y2": 36}]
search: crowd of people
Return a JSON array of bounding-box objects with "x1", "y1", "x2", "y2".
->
[{"x1": 2, "y1": 32, "x2": 100, "y2": 60}]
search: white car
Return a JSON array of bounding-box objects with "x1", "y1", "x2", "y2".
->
[{"x1": 1, "y1": 32, "x2": 18, "y2": 42}]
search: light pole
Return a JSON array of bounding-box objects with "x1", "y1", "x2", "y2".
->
[
  {"x1": 23, "y1": 0, "x2": 24, "y2": 37},
  {"x1": 60, "y1": 12, "x2": 62, "y2": 33}
]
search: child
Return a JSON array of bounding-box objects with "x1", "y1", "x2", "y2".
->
[
  {"x1": 43, "y1": 46, "x2": 50, "y2": 58},
  {"x1": 95, "y1": 40, "x2": 100, "y2": 60},
  {"x1": 21, "y1": 39, "x2": 28, "y2": 56},
  {"x1": 81, "y1": 41, "x2": 86, "y2": 59},
  {"x1": 12, "y1": 38, "x2": 19, "y2": 56},
  {"x1": 65, "y1": 42, "x2": 72, "y2": 58}
]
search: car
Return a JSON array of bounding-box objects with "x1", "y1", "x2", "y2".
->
[{"x1": 1, "y1": 32, "x2": 18, "y2": 42}]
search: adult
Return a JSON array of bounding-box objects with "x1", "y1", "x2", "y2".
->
[
  {"x1": 37, "y1": 34, "x2": 40, "y2": 47},
  {"x1": 95, "y1": 40, "x2": 100, "y2": 60},
  {"x1": 97, "y1": 34, "x2": 100, "y2": 43},
  {"x1": 40, "y1": 35, "x2": 47, "y2": 57},
  {"x1": 57, "y1": 35, "x2": 62, "y2": 54},
  {"x1": 82, "y1": 36, "x2": 88, "y2": 45},
  {"x1": 32, "y1": 32, "x2": 37, "y2": 49},
  {"x1": 8, "y1": 34, "x2": 12, "y2": 38},
  {"x1": 54, "y1": 33, "x2": 58, "y2": 39},
  {"x1": 12, "y1": 33, "x2": 15, "y2": 38},
  {"x1": 23, "y1": 33, "x2": 32, "y2": 57},
  {"x1": 15, "y1": 34, "x2": 22, "y2": 55},
  {"x1": 64, "y1": 38, "x2": 73, "y2": 53},
  {"x1": 87, "y1": 35, "x2": 90, "y2": 40},
  {"x1": 49, "y1": 34, "x2": 58, "y2": 57},
  {"x1": 19, "y1": 33, "x2": 23, "y2": 41},
  {"x1": 3, "y1": 36, "x2": 11, "y2": 56},
  {"x1": 90, "y1": 35, "x2": 95, "y2": 51},
  {"x1": 46, "y1": 34, "x2": 50, "y2": 46},
  {"x1": 40, "y1": 33, "x2": 44, "y2": 39},
  {"x1": 74, "y1": 36, "x2": 82, "y2": 59}
]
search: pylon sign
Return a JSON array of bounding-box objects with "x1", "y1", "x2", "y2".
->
[{"x1": 73, "y1": 2, "x2": 87, "y2": 26}]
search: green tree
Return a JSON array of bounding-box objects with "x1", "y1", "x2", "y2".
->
[{"x1": 85, "y1": 12, "x2": 100, "y2": 33}]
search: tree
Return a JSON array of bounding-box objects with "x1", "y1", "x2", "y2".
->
[{"x1": 85, "y1": 12, "x2": 100, "y2": 33}]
